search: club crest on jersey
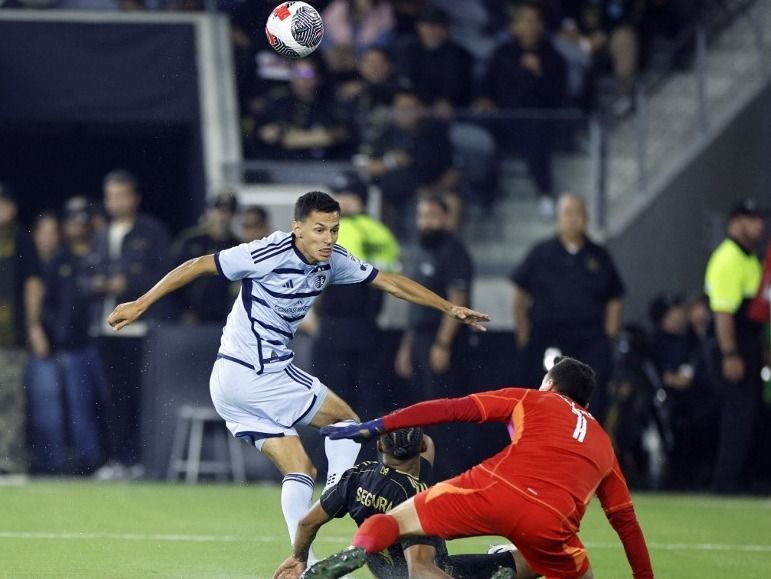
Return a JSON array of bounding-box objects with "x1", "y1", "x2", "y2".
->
[{"x1": 314, "y1": 274, "x2": 327, "y2": 289}]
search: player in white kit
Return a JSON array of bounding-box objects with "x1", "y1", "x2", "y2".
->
[{"x1": 107, "y1": 192, "x2": 490, "y2": 561}]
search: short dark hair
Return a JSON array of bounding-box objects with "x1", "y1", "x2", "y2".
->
[
  {"x1": 243, "y1": 205, "x2": 269, "y2": 224},
  {"x1": 381, "y1": 427, "x2": 424, "y2": 460},
  {"x1": 103, "y1": 169, "x2": 139, "y2": 192},
  {"x1": 547, "y1": 356, "x2": 596, "y2": 407},
  {"x1": 294, "y1": 191, "x2": 340, "y2": 221}
]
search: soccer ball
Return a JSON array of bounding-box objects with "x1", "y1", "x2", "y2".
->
[{"x1": 265, "y1": 1, "x2": 324, "y2": 59}]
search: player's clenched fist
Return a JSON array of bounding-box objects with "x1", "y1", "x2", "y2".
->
[{"x1": 107, "y1": 300, "x2": 146, "y2": 331}]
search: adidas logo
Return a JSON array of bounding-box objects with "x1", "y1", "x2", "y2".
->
[{"x1": 283, "y1": 280, "x2": 294, "y2": 289}]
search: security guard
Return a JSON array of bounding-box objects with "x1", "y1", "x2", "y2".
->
[
  {"x1": 511, "y1": 194, "x2": 624, "y2": 423},
  {"x1": 396, "y1": 195, "x2": 473, "y2": 406},
  {"x1": 313, "y1": 171, "x2": 399, "y2": 416},
  {"x1": 705, "y1": 198, "x2": 767, "y2": 494}
]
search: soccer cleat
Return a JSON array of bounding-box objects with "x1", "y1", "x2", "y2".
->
[
  {"x1": 301, "y1": 546, "x2": 367, "y2": 579},
  {"x1": 487, "y1": 543, "x2": 516, "y2": 555},
  {"x1": 490, "y1": 565, "x2": 515, "y2": 579}
]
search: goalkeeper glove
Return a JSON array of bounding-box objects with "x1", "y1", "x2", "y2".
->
[{"x1": 320, "y1": 418, "x2": 385, "y2": 441}]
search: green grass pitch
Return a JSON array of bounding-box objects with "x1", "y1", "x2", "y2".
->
[{"x1": 1, "y1": 481, "x2": 770, "y2": 578}]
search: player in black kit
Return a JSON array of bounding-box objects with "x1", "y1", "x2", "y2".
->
[{"x1": 273, "y1": 428, "x2": 515, "y2": 579}]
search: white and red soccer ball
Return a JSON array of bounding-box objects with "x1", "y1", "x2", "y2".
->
[{"x1": 265, "y1": 1, "x2": 324, "y2": 59}]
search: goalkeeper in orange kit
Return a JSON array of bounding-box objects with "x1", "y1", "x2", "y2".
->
[{"x1": 310, "y1": 356, "x2": 654, "y2": 579}]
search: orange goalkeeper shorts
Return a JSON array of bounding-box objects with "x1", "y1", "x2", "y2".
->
[{"x1": 413, "y1": 467, "x2": 590, "y2": 579}]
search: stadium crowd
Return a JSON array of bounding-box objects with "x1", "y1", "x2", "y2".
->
[
  {"x1": 1, "y1": 0, "x2": 703, "y2": 224},
  {"x1": 0, "y1": 168, "x2": 769, "y2": 498}
]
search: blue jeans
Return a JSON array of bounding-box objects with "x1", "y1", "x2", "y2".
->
[
  {"x1": 26, "y1": 357, "x2": 67, "y2": 473},
  {"x1": 26, "y1": 345, "x2": 106, "y2": 474},
  {"x1": 59, "y1": 345, "x2": 106, "y2": 472}
]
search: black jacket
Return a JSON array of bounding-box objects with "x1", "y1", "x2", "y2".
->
[
  {"x1": 480, "y1": 37, "x2": 567, "y2": 109},
  {"x1": 85, "y1": 213, "x2": 170, "y2": 331}
]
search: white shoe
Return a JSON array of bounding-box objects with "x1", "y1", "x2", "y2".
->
[{"x1": 487, "y1": 543, "x2": 517, "y2": 555}]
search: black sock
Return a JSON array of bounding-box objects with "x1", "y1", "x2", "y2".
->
[{"x1": 445, "y1": 552, "x2": 516, "y2": 579}]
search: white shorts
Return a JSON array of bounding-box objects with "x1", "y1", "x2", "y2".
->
[{"x1": 209, "y1": 356, "x2": 328, "y2": 448}]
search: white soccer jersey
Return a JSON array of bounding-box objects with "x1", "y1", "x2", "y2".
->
[{"x1": 214, "y1": 231, "x2": 378, "y2": 373}]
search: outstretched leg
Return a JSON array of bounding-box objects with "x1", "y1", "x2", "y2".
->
[
  {"x1": 309, "y1": 389, "x2": 361, "y2": 489},
  {"x1": 261, "y1": 436, "x2": 319, "y2": 565}
]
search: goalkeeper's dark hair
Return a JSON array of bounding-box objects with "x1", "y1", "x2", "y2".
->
[
  {"x1": 547, "y1": 356, "x2": 596, "y2": 407},
  {"x1": 294, "y1": 191, "x2": 340, "y2": 221},
  {"x1": 380, "y1": 427, "x2": 424, "y2": 460}
]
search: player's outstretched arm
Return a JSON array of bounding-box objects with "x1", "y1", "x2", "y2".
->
[
  {"x1": 322, "y1": 396, "x2": 486, "y2": 440},
  {"x1": 107, "y1": 255, "x2": 218, "y2": 331},
  {"x1": 597, "y1": 460, "x2": 654, "y2": 578},
  {"x1": 370, "y1": 271, "x2": 490, "y2": 331},
  {"x1": 273, "y1": 501, "x2": 331, "y2": 579}
]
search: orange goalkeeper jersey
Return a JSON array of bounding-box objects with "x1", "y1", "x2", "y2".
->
[
  {"x1": 383, "y1": 387, "x2": 633, "y2": 529},
  {"x1": 468, "y1": 388, "x2": 632, "y2": 528}
]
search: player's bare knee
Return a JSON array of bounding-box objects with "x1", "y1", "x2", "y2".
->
[{"x1": 311, "y1": 390, "x2": 360, "y2": 426}]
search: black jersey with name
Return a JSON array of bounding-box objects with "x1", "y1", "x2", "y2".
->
[{"x1": 320, "y1": 458, "x2": 449, "y2": 578}]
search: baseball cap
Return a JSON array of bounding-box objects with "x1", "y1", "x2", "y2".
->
[
  {"x1": 329, "y1": 171, "x2": 368, "y2": 203},
  {"x1": 729, "y1": 198, "x2": 768, "y2": 220},
  {"x1": 648, "y1": 292, "x2": 685, "y2": 325},
  {"x1": 208, "y1": 191, "x2": 238, "y2": 213},
  {"x1": 418, "y1": 5, "x2": 450, "y2": 25},
  {"x1": 63, "y1": 196, "x2": 92, "y2": 223}
]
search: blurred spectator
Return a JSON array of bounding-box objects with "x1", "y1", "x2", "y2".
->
[
  {"x1": 313, "y1": 171, "x2": 399, "y2": 415},
  {"x1": 649, "y1": 293, "x2": 692, "y2": 391},
  {"x1": 0, "y1": 183, "x2": 47, "y2": 477},
  {"x1": 31, "y1": 212, "x2": 60, "y2": 266},
  {"x1": 512, "y1": 194, "x2": 624, "y2": 423},
  {"x1": 390, "y1": 0, "x2": 429, "y2": 36},
  {"x1": 395, "y1": 5, "x2": 474, "y2": 117},
  {"x1": 426, "y1": 0, "x2": 498, "y2": 61},
  {"x1": 251, "y1": 57, "x2": 353, "y2": 160},
  {"x1": 239, "y1": 205, "x2": 271, "y2": 243},
  {"x1": 336, "y1": 47, "x2": 403, "y2": 144},
  {"x1": 475, "y1": 2, "x2": 567, "y2": 215},
  {"x1": 562, "y1": 0, "x2": 645, "y2": 104},
  {"x1": 395, "y1": 195, "x2": 473, "y2": 478},
  {"x1": 321, "y1": 0, "x2": 395, "y2": 80},
  {"x1": 27, "y1": 212, "x2": 67, "y2": 473},
  {"x1": 704, "y1": 199, "x2": 767, "y2": 494},
  {"x1": 229, "y1": 0, "x2": 293, "y2": 117},
  {"x1": 748, "y1": 239, "x2": 771, "y2": 325},
  {"x1": 170, "y1": 192, "x2": 240, "y2": 325},
  {"x1": 40, "y1": 198, "x2": 108, "y2": 474},
  {"x1": 361, "y1": 89, "x2": 459, "y2": 238},
  {"x1": 86, "y1": 170, "x2": 170, "y2": 479},
  {"x1": 648, "y1": 292, "x2": 717, "y2": 489}
]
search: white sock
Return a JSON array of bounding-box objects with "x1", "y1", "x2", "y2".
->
[
  {"x1": 281, "y1": 473, "x2": 318, "y2": 565},
  {"x1": 324, "y1": 420, "x2": 361, "y2": 490}
]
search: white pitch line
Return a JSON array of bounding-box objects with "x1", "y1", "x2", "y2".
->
[
  {"x1": 1, "y1": 532, "x2": 770, "y2": 553},
  {"x1": 584, "y1": 541, "x2": 771, "y2": 553}
]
